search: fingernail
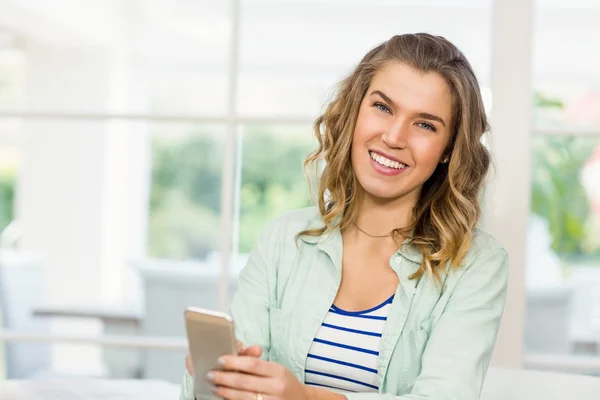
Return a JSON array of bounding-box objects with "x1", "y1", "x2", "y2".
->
[
  {"x1": 217, "y1": 357, "x2": 225, "y2": 365},
  {"x1": 206, "y1": 372, "x2": 215, "y2": 381}
]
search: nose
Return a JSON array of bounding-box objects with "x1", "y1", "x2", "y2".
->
[{"x1": 381, "y1": 119, "x2": 410, "y2": 149}]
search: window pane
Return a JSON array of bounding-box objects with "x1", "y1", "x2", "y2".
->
[
  {"x1": 527, "y1": 1, "x2": 600, "y2": 367},
  {"x1": 0, "y1": 44, "x2": 25, "y2": 111},
  {"x1": 0, "y1": 0, "x2": 229, "y2": 115},
  {"x1": 527, "y1": 135, "x2": 600, "y2": 357},
  {"x1": 533, "y1": 2, "x2": 600, "y2": 130},
  {"x1": 0, "y1": 46, "x2": 24, "y2": 224},
  {"x1": 237, "y1": 124, "x2": 316, "y2": 257},
  {"x1": 0, "y1": 119, "x2": 225, "y2": 379},
  {"x1": 149, "y1": 124, "x2": 224, "y2": 261},
  {"x1": 239, "y1": 0, "x2": 492, "y2": 117},
  {"x1": 0, "y1": 119, "x2": 19, "y2": 233}
]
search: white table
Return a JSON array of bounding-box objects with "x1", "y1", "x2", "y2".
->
[
  {"x1": 3, "y1": 369, "x2": 599, "y2": 400},
  {"x1": 482, "y1": 367, "x2": 600, "y2": 400},
  {"x1": 0, "y1": 379, "x2": 180, "y2": 400}
]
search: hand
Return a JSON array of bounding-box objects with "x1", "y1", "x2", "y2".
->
[
  {"x1": 186, "y1": 340, "x2": 263, "y2": 376},
  {"x1": 207, "y1": 355, "x2": 308, "y2": 400}
]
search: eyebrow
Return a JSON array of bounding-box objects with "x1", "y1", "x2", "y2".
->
[{"x1": 370, "y1": 90, "x2": 447, "y2": 128}]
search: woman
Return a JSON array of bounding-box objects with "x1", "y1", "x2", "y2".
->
[{"x1": 181, "y1": 33, "x2": 508, "y2": 400}]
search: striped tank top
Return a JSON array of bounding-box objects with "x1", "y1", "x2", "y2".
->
[{"x1": 304, "y1": 295, "x2": 394, "y2": 393}]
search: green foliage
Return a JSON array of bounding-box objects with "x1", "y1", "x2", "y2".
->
[
  {"x1": 530, "y1": 135, "x2": 599, "y2": 259},
  {"x1": 150, "y1": 134, "x2": 222, "y2": 216},
  {"x1": 0, "y1": 169, "x2": 15, "y2": 232},
  {"x1": 531, "y1": 91, "x2": 600, "y2": 261},
  {"x1": 148, "y1": 126, "x2": 314, "y2": 258},
  {"x1": 534, "y1": 92, "x2": 564, "y2": 109},
  {"x1": 237, "y1": 128, "x2": 313, "y2": 252},
  {"x1": 148, "y1": 190, "x2": 219, "y2": 259}
]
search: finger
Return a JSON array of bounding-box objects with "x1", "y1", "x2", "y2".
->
[
  {"x1": 240, "y1": 345, "x2": 262, "y2": 358},
  {"x1": 209, "y1": 370, "x2": 278, "y2": 394},
  {"x1": 185, "y1": 353, "x2": 194, "y2": 376},
  {"x1": 236, "y1": 340, "x2": 246, "y2": 354},
  {"x1": 212, "y1": 385, "x2": 274, "y2": 400},
  {"x1": 218, "y1": 356, "x2": 277, "y2": 377}
]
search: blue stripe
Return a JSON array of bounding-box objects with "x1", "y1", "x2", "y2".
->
[
  {"x1": 321, "y1": 323, "x2": 383, "y2": 337},
  {"x1": 305, "y1": 369, "x2": 379, "y2": 390},
  {"x1": 328, "y1": 310, "x2": 387, "y2": 320},
  {"x1": 305, "y1": 382, "x2": 357, "y2": 393},
  {"x1": 312, "y1": 338, "x2": 379, "y2": 355},
  {"x1": 330, "y1": 294, "x2": 395, "y2": 315},
  {"x1": 307, "y1": 354, "x2": 379, "y2": 374}
]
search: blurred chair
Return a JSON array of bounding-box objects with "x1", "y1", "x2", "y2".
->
[
  {"x1": 132, "y1": 257, "x2": 238, "y2": 383},
  {"x1": 568, "y1": 277, "x2": 600, "y2": 356},
  {"x1": 0, "y1": 249, "x2": 53, "y2": 378},
  {"x1": 481, "y1": 367, "x2": 600, "y2": 400},
  {"x1": 524, "y1": 286, "x2": 573, "y2": 354}
]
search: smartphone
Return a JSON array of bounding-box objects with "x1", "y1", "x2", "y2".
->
[{"x1": 184, "y1": 307, "x2": 237, "y2": 400}]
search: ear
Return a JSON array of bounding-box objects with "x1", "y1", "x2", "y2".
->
[{"x1": 441, "y1": 146, "x2": 452, "y2": 164}]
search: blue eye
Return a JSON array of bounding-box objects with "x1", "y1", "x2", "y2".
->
[
  {"x1": 374, "y1": 102, "x2": 391, "y2": 114},
  {"x1": 417, "y1": 122, "x2": 436, "y2": 132}
]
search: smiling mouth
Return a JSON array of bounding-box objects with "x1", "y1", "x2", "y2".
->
[{"x1": 369, "y1": 151, "x2": 407, "y2": 170}]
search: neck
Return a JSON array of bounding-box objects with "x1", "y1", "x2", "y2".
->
[{"x1": 354, "y1": 190, "x2": 418, "y2": 237}]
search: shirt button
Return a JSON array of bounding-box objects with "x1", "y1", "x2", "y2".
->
[{"x1": 394, "y1": 256, "x2": 402, "y2": 263}]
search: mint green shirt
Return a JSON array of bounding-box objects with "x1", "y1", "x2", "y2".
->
[{"x1": 181, "y1": 207, "x2": 508, "y2": 399}]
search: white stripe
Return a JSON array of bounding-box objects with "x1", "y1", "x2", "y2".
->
[
  {"x1": 306, "y1": 357, "x2": 379, "y2": 385},
  {"x1": 316, "y1": 327, "x2": 381, "y2": 353},
  {"x1": 305, "y1": 371, "x2": 377, "y2": 393},
  {"x1": 323, "y1": 312, "x2": 386, "y2": 332},
  {"x1": 308, "y1": 341, "x2": 379, "y2": 368}
]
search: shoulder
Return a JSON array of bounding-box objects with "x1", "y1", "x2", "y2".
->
[
  {"x1": 467, "y1": 228, "x2": 508, "y2": 263},
  {"x1": 454, "y1": 228, "x2": 509, "y2": 284},
  {"x1": 246, "y1": 207, "x2": 321, "y2": 276}
]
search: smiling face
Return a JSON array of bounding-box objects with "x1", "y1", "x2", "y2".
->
[{"x1": 351, "y1": 62, "x2": 454, "y2": 205}]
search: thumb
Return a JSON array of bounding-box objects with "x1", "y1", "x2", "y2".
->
[{"x1": 241, "y1": 345, "x2": 263, "y2": 358}]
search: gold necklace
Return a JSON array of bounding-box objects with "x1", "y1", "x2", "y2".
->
[{"x1": 352, "y1": 220, "x2": 391, "y2": 238}]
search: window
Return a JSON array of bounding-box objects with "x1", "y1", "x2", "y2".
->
[
  {"x1": 0, "y1": 44, "x2": 23, "y2": 234},
  {"x1": 238, "y1": 124, "x2": 316, "y2": 256},
  {"x1": 525, "y1": 0, "x2": 600, "y2": 363},
  {"x1": 148, "y1": 124, "x2": 224, "y2": 261}
]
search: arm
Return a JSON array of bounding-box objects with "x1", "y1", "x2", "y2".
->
[
  {"x1": 180, "y1": 220, "x2": 278, "y2": 400},
  {"x1": 341, "y1": 247, "x2": 509, "y2": 400},
  {"x1": 228, "y1": 219, "x2": 277, "y2": 354}
]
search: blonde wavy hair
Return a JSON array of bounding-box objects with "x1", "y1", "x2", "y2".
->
[{"x1": 298, "y1": 33, "x2": 491, "y2": 283}]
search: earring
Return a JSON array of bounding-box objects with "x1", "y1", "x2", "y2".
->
[{"x1": 442, "y1": 157, "x2": 449, "y2": 164}]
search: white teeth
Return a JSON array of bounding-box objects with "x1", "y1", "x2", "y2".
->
[{"x1": 369, "y1": 151, "x2": 406, "y2": 170}]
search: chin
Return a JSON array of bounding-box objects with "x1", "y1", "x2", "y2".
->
[{"x1": 359, "y1": 181, "x2": 404, "y2": 201}]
